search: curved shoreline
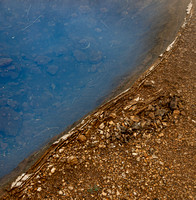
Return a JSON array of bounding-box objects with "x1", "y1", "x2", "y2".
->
[{"x1": 0, "y1": 0, "x2": 194, "y2": 197}]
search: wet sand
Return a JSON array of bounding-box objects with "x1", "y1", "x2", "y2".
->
[{"x1": 0, "y1": 0, "x2": 195, "y2": 199}]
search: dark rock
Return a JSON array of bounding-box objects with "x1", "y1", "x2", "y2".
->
[
  {"x1": 155, "y1": 109, "x2": 167, "y2": 117},
  {"x1": 170, "y1": 97, "x2": 178, "y2": 110},
  {"x1": 0, "y1": 58, "x2": 13, "y2": 67}
]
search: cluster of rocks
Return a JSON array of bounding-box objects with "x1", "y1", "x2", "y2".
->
[{"x1": 90, "y1": 93, "x2": 183, "y2": 147}]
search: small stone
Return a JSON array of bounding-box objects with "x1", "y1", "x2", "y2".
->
[
  {"x1": 59, "y1": 148, "x2": 65, "y2": 153},
  {"x1": 99, "y1": 144, "x2": 106, "y2": 148},
  {"x1": 132, "y1": 122, "x2": 141, "y2": 130},
  {"x1": 155, "y1": 139, "x2": 161, "y2": 144},
  {"x1": 73, "y1": 50, "x2": 87, "y2": 62},
  {"x1": 152, "y1": 154, "x2": 158, "y2": 159},
  {"x1": 109, "y1": 121, "x2": 115, "y2": 126},
  {"x1": 155, "y1": 109, "x2": 167, "y2": 117},
  {"x1": 78, "y1": 134, "x2": 87, "y2": 142},
  {"x1": 136, "y1": 157, "x2": 140, "y2": 161},
  {"x1": 58, "y1": 190, "x2": 63, "y2": 195},
  {"x1": 67, "y1": 156, "x2": 78, "y2": 165},
  {"x1": 140, "y1": 120, "x2": 146, "y2": 128},
  {"x1": 149, "y1": 112, "x2": 155, "y2": 119},
  {"x1": 109, "y1": 113, "x2": 116, "y2": 118},
  {"x1": 162, "y1": 122, "x2": 167, "y2": 126},
  {"x1": 99, "y1": 123, "x2": 105, "y2": 129},
  {"x1": 106, "y1": 132, "x2": 110, "y2": 138},
  {"x1": 35, "y1": 55, "x2": 52, "y2": 65},
  {"x1": 130, "y1": 115, "x2": 140, "y2": 122},
  {"x1": 107, "y1": 189, "x2": 112, "y2": 194},
  {"x1": 47, "y1": 65, "x2": 58, "y2": 75},
  {"x1": 170, "y1": 97, "x2": 178, "y2": 110},
  {"x1": 159, "y1": 161, "x2": 164, "y2": 165},
  {"x1": 143, "y1": 80, "x2": 154, "y2": 87},
  {"x1": 132, "y1": 152, "x2": 138, "y2": 156},
  {"x1": 68, "y1": 185, "x2": 74, "y2": 190},
  {"x1": 173, "y1": 110, "x2": 180, "y2": 117},
  {"x1": 51, "y1": 167, "x2": 56, "y2": 174},
  {"x1": 37, "y1": 187, "x2": 42, "y2": 192},
  {"x1": 158, "y1": 133, "x2": 164, "y2": 137}
]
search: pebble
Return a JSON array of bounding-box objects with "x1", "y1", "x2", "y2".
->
[
  {"x1": 51, "y1": 167, "x2": 56, "y2": 174},
  {"x1": 149, "y1": 112, "x2": 155, "y2": 119},
  {"x1": 37, "y1": 187, "x2": 42, "y2": 192},
  {"x1": 170, "y1": 97, "x2": 178, "y2": 110},
  {"x1": 99, "y1": 144, "x2": 106, "y2": 148},
  {"x1": 158, "y1": 133, "x2": 164, "y2": 137},
  {"x1": 109, "y1": 113, "x2": 116, "y2": 118},
  {"x1": 59, "y1": 148, "x2": 65, "y2": 153},
  {"x1": 58, "y1": 190, "x2": 63, "y2": 195},
  {"x1": 173, "y1": 110, "x2": 180, "y2": 117},
  {"x1": 68, "y1": 185, "x2": 74, "y2": 190},
  {"x1": 130, "y1": 115, "x2": 140, "y2": 122},
  {"x1": 99, "y1": 123, "x2": 105, "y2": 129},
  {"x1": 67, "y1": 156, "x2": 78, "y2": 165},
  {"x1": 152, "y1": 154, "x2": 158, "y2": 159},
  {"x1": 78, "y1": 134, "x2": 87, "y2": 142}
]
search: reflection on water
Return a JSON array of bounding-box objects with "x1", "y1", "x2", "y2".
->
[{"x1": 0, "y1": 0, "x2": 184, "y2": 178}]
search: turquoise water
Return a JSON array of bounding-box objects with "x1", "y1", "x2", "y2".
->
[{"x1": 0, "y1": 0, "x2": 184, "y2": 178}]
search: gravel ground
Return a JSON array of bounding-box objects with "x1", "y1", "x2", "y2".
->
[{"x1": 1, "y1": 2, "x2": 196, "y2": 200}]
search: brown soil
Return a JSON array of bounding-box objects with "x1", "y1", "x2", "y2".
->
[{"x1": 1, "y1": 2, "x2": 196, "y2": 200}]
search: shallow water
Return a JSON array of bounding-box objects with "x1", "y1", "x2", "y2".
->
[{"x1": 0, "y1": 0, "x2": 187, "y2": 178}]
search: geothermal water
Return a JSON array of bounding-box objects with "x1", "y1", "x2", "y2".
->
[{"x1": 0, "y1": 0, "x2": 188, "y2": 178}]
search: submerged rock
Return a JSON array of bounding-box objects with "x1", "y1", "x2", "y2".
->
[
  {"x1": 73, "y1": 50, "x2": 87, "y2": 62},
  {"x1": 35, "y1": 56, "x2": 52, "y2": 65},
  {"x1": 0, "y1": 107, "x2": 22, "y2": 136},
  {"x1": 47, "y1": 65, "x2": 59, "y2": 75},
  {"x1": 0, "y1": 58, "x2": 13, "y2": 67}
]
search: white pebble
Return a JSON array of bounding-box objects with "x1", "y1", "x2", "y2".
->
[
  {"x1": 58, "y1": 190, "x2": 63, "y2": 195},
  {"x1": 51, "y1": 167, "x2": 56, "y2": 173}
]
